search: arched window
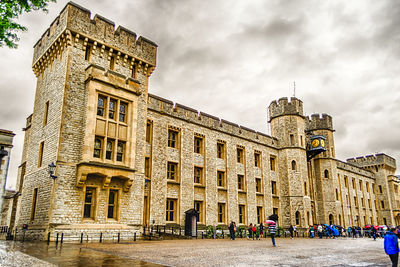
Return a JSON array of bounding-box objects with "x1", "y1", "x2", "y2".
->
[
  {"x1": 324, "y1": 169, "x2": 329, "y2": 178},
  {"x1": 329, "y1": 214, "x2": 334, "y2": 225},
  {"x1": 291, "y1": 160, "x2": 296, "y2": 171},
  {"x1": 295, "y1": 211, "x2": 301, "y2": 225}
]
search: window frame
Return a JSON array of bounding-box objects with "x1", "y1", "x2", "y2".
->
[
  {"x1": 167, "y1": 162, "x2": 179, "y2": 181},
  {"x1": 107, "y1": 189, "x2": 119, "y2": 220},
  {"x1": 168, "y1": 129, "x2": 179, "y2": 149},
  {"x1": 194, "y1": 166, "x2": 204, "y2": 185},
  {"x1": 166, "y1": 198, "x2": 177, "y2": 222},
  {"x1": 83, "y1": 186, "x2": 96, "y2": 220},
  {"x1": 217, "y1": 170, "x2": 226, "y2": 188}
]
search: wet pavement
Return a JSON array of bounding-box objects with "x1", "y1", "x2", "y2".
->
[{"x1": 0, "y1": 237, "x2": 393, "y2": 266}]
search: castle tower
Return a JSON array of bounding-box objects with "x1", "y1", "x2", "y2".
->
[
  {"x1": 306, "y1": 114, "x2": 342, "y2": 225},
  {"x1": 269, "y1": 97, "x2": 311, "y2": 228},
  {"x1": 14, "y1": 2, "x2": 157, "y2": 240},
  {"x1": 347, "y1": 154, "x2": 397, "y2": 225}
]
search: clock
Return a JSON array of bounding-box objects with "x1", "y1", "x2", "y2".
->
[
  {"x1": 320, "y1": 139, "x2": 325, "y2": 147},
  {"x1": 312, "y1": 139, "x2": 320, "y2": 148}
]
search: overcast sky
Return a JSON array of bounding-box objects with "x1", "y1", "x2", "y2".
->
[{"x1": 1, "y1": 0, "x2": 399, "y2": 189}]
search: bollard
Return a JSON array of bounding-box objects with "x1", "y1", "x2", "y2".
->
[
  {"x1": 61, "y1": 233, "x2": 64, "y2": 243},
  {"x1": 47, "y1": 232, "x2": 51, "y2": 245},
  {"x1": 202, "y1": 232, "x2": 204, "y2": 239},
  {"x1": 56, "y1": 233, "x2": 59, "y2": 245},
  {"x1": 157, "y1": 225, "x2": 159, "y2": 233},
  {"x1": 80, "y1": 233, "x2": 83, "y2": 243},
  {"x1": 100, "y1": 232, "x2": 103, "y2": 243},
  {"x1": 134, "y1": 232, "x2": 136, "y2": 241},
  {"x1": 118, "y1": 233, "x2": 120, "y2": 243},
  {"x1": 222, "y1": 230, "x2": 224, "y2": 239}
]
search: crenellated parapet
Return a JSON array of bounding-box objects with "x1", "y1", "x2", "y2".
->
[
  {"x1": 148, "y1": 94, "x2": 278, "y2": 147},
  {"x1": 347, "y1": 153, "x2": 397, "y2": 171},
  {"x1": 336, "y1": 160, "x2": 375, "y2": 178},
  {"x1": 306, "y1": 113, "x2": 334, "y2": 131},
  {"x1": 268, "y1": 97, "x2": 303, "y2": 121},
  {"x1": 32, "y1": 2, "x2": 157, "y2": 77}
]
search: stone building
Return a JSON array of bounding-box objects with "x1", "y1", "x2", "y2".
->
[
  {"x1": 6, "y1": 2, "x2": 399, "y2": 240},
  {"x1": 0, "y1": 129, "x2": 15, "y2": 227}
]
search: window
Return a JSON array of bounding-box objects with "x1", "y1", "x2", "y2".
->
[
  {"x1": 354, "y1": 196, "x2": 358, "y2": 206},
  {"x1": 131, "y1": 63, "x2": 137, "y2": 79},
  {"x1": 271, "y1": 181, "x2": 277, "y2": 195},
  {"x1": 335, "y1": 189, "x2": 339, "y2": 200},
  {"x1": 290, "y1": 134, "x2": 294, "y2": 145},
  {"x1": 366, "y1": 182, "x2": 369, "y2": 192},
  {"x1": 217, "y1": 171, "x2": 225, "y2": 188},
  {"x1": 108, "y1": 98, "x2": 117, "y2": 120},
  {"x1": 368, "y1": 199, "x2": 371, "y2": 209},
  {"x1": 94, "y1": 137, "x2": 103, "y2": 158},
  {"x1": 304, "y1": 182, "x2": 308, "y2": 196},
  {"x1": 105, "y1": 139, "x2": 114, "y2": 160},
  {"x1": 359, "y1": 181, "x2": 363, "y2": 191},
  {"x1": 255, "y1": 178, "x2": 262, "y2": 193},
  {"x1": 372, "y1": 184, "x2": 376, "y2": 194},
  {"x1": 30, "y1": 188, "x2": 38, "y2": 221},
  {"x1": 270, "y1": 156, "x2": 276, "y2": 171},
  {"x1": 273, "y1": 208, "x2": 279, "y2": 216},
  {"x1": 167, "y1": 162, "x2": 178, "y2": 181},
  {"x1": 300, "y1": 136, "x2": 303, "y2": 147},
  {"x1": 257, "y1": 206, "x2": 263, "y2": 224},
  {"x1": 324, "y1": 169, "x2": 329, "y2": 178},
  {"x1": 110, "y1": 55, "x2": 115, "y2": 70},
  {"x1": 238, "y1": 175, "x2": 245, "y2": 191},
  {"x1": 107, "y1": 190, "x2": 118, "y2": 219},
  {"x1": 194, "y1": 136, "x2": 203, "y2": 154},
  {"x1": 383, "y1": 218, "x2": 387, "y2": 225},
  {"x1": 218, "y1": 203, "x2": 226, "y2": 223},
  {"x1": 116, "y1": 141, "x2": 125, "y2": 162},
  {"x1": 83, "y1": 187, "x2": 96, "y2": 219},
  {"x1": 352, "y1": 178, "x2": 356, "y2": 189},
  {"x1": 119, "y1": 102, "x2": 127, "y2": 122},
  {"x1": 194, "y1": 201, "x2": 204, "y2": 223},
  {"x1": 146, "y1": 121, "x2": 152, "y2": 143},
  {"x1": 379, "y1": 185, "x2": 383, "y2": 194},
  {"x1": 291, "y1": 160, "x2": 296, "y2": 171},
  {"x1": 295, "y1": 211, "x2": 301, "y2": 226},
  {"x1": 38, "y1": 141, "x2": 44, "y2": 167},
  {"x1": 85, "y1": 44, "x2": 92, "y2": 61},
  {"x1": 237, "y1": 147, "x2": 244, "y2": 163},
  {"x1": 381, "y1": 201, "x2": 385, "y2": 209},
  {"x1": 344, "y1": 176, "x2": 348, "y2": 187},
  {"x1": 238, "y1": 205, "x2": 246, "y2": 224},
  {"x1": 168, "y1": 129, "x2": 179, "y2": 148},
  {"x1": 145, "y1": 157, "x2": 150, "y2": 178},
  {"x1": 166, "y1": 199, "x2": 177, "y2": 222},
  {"x1": 361, "y1": 197, "x2": 364, "y2": 207},
  {"x1": 43, "y1": 101, "x2": 49, "y2": 125},
  {"x1": 194, "y1": 167, "x2": 203, "y2": 184},
  {"x1": 254, "y1": 151, "x2": 261, "y2": 167},
  {"x1": 97, "y1": 95, "x2": 106, "y2": 117},
  {"x1": 217, "y1": 142, "x2": 225, "y2": 159}
]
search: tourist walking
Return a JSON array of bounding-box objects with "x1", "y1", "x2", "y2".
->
[
  {"x1": 372, "y1": 226, "x2": 377, "y2": 241},
  {"x1": 318, "y1": 224, "x2": 323, "y2": 238},
  {"x1": 269, "y1": 223, "x2": 277, "y2": 247},
  {"x1": 289, "y1": 225, "x2": 294, "y2": 239},
  {"x1": 384, "y1": 227, "x2": 399, "y2": 267},
  {"x1": 259, "y1": 223, "x2": 264, "y2": 239},
  {"x1": 293, "y1": 225, "x2": 297, "y2": 237},
  {"x1": 248, "y1": 223, "x2": 253, "y2": 239},
  {"x1": 229, "y1": 221, "x2": 236, "y2": 240}
]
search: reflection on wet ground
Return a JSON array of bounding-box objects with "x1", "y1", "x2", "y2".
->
[{"x1": 3, "y1": 241, "x2": 164, "y2": 267}]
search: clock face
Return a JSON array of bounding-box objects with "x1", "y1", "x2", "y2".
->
[
  {"x1": 312, "y1": 139, "x2": 320, "y2": 148},
  {"x1": 320, "y1": 139, "x2": 325, "y2": 147}
]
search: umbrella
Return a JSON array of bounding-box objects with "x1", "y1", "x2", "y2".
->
[
  {"x1": 373, "y1": 225, "x2": 379, "y2": 230},
  {"x1": 265, "y1": 220, "x2": 276, "y2": 225},
  {"x1": 364, "y1": 225, "x2": 371, "y2": 229}
]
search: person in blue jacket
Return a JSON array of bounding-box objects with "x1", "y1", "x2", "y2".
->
[{"x1": 384, "y1": 227, "x2": 399, "y2": 267}]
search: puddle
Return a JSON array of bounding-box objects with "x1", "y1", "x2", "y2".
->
[{"x1": 3, "y1": 241, "x2": 165, "y2": 267}]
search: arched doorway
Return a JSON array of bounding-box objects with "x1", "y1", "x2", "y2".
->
[{"x1": 329, "y1": 214, "x2": 334, "y2": 225}]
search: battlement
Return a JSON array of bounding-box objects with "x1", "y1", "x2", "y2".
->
[
  {"x1": 336, "y1": 160, "x2": 375, "y2": 179},
  {"x1": 306, "y1": 113, "x2": 334, "y2": 131},
  {"x1": 347, "y1": 153, "x2": 397, "y2": 170},
  {"x1": 148, "y1": 94, "x2": 278, "y2": 147},
  {"x1": 32, "y1": 2, "x2": 157, "y2": 75},
  {"x1": 268, "y1": 97, "x2": 303, "y2": 120}
]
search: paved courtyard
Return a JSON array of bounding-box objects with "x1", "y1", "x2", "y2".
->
[{"x1": 0, "y1": 237, "x2": 394, "y2": 266}]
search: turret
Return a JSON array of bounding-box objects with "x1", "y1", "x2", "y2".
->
[{"x1": 306, "y1": 113, "x2": 335, "y2": 159}]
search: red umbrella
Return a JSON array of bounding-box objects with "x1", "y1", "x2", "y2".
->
[
  {"x1": 265, "y1": 220, "x2": 276, "y2": 225},
  {"x1": 365, "y1": 225, "x2": 371, "y2": 229}
]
